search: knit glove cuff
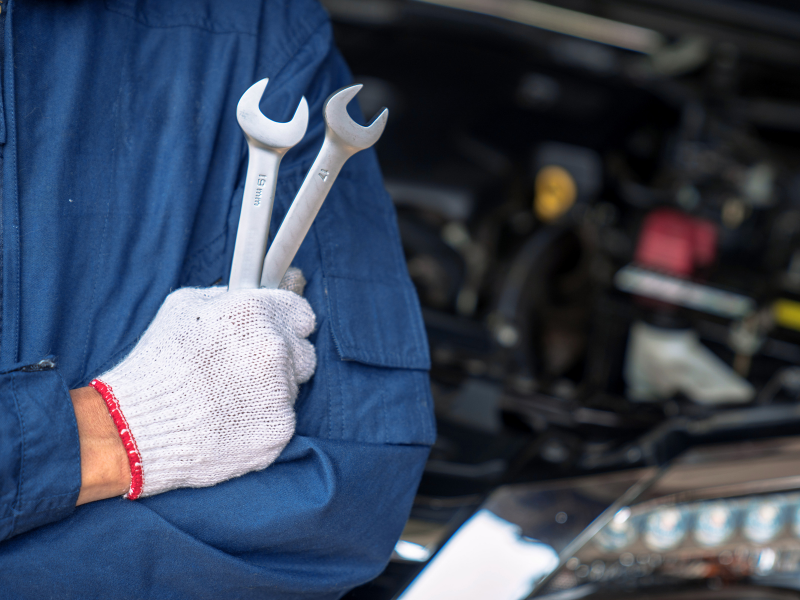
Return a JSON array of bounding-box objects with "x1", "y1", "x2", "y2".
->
[{"x1": 91, "y1": 270, "x2": 316, "y2": 499}]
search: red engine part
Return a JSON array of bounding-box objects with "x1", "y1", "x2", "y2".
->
[{"x1": 634, "y1": 208, "x2": 718, "y2": 278}]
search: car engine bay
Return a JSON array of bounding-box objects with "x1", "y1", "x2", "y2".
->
[{"x1": 327, "y1": 1, "x2": 800, "y2": 597}]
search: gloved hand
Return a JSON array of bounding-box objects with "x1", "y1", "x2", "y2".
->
[{"x1": 90, "y1": 269, "x2": 316, "y2": 499}]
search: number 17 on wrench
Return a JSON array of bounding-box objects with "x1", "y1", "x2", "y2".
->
[{"x1": 259, "y1": 84, "x2": 388, "y2": 289}]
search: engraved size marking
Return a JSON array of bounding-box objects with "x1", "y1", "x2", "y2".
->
[
  {"x1": 318, "y1": 169, "x2": 329, "y2": 182},
  {"x1": 253, "y1": 174, "x2": 267, "y2": 206}
]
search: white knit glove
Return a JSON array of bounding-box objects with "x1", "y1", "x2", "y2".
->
[{"x1": 90, "y1": 269, "x2": 316, "y2": 499}]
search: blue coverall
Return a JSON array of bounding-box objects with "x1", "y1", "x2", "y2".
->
[{"x1": 0, "y1": 1, "x2": 435, "y2": 597}]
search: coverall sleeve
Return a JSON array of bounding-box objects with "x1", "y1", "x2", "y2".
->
[{"x1": 0, "y1": 362, "x2": 81, "y2": 541}]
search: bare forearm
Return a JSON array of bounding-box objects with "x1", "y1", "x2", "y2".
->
[{"x1": 70, "y1": 386, "x2": 130, "y2": 505}]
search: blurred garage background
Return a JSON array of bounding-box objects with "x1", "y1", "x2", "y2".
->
[{"x1": 326, "y1": 1, "x2": 800, "y2": 598}]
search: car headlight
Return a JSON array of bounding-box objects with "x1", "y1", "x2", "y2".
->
[
  {"x1": 395, "y1": 437, "x2": 800, "y2": 600},
  {"x1": 559, "y1": 491, "x2": 800, "y2": 592}
]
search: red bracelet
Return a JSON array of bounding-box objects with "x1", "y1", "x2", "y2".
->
[{"x1": 89, "y1": 379, "x2": 144, "y2": 500}]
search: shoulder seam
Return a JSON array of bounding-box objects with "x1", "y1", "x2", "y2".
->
[
  {"x1": 277, "y1": 4, "x2": 330, "y2": 61},
  {"x1": 104, "y1": 0, "x2": 258, "y2": 35}
]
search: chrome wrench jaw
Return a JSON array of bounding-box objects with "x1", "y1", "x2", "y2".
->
[
  {"x1": 228, "y1": 78, "x2": 309, "y2": 291},
  {"x1": 259, "y1": 84, "x2": 388, "y2": 289},
  {"x1": 322, "y1": 84, "x2": 389, "y2": 154},
  {"x1": 235, "y1": 78, "x2": 310, "y2": 150}
]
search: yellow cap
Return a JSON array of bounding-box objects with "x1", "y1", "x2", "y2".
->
[
  {"x1": 534, "y1": 165, "x2": 578, "y2": 222},
  {"x1": 774, "y1": 298, "x2": 800, "y2": 332}
]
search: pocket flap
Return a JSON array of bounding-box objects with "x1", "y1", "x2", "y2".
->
[{"x1": 326, "y1": 275, "x2": 431, "y2": 370}]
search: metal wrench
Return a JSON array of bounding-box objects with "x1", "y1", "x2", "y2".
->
[
  {"x1": 228, "y1": 78, "x2": 309, "y2": 291},
  {"x1": 259, "y1": 84, "x2": 388, "y2": 289}
]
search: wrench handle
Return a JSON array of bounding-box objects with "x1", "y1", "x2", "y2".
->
[
  {"x1": 229, "y1": 141, "x2": 284, "y2": 291},
  {"x1": 260, "y1": 138, "x2": 351, "y2": 289}
]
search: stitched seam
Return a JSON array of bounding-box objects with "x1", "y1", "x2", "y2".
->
[
  {"x1": 56, "y1": 368, "x2": 83, "y2": 499},
  {"x1": 299, "y1": 438, "x2": 434, "y2": 451},
  {"x1": 405, "y1": 283, "x2": 430, "y2": 364},
  {"x1": 84, "y1": 338, "x2": 137, "y2": 388},
  {"x1": 327, "y1": 273, "x2": 407, "y2": 285},
  {"x1": 335, "y1": 341, "x2": 426, "y2": 363},
  {"x1": 91, "y1": 379, "x2": 143, "y2": 499},
  {"x1": 410, "y1": 370, "x2": 425, "y2": 445},
  {"x1": 337, "y1": 336, "x2": 346, "y2": 441},
  {"x1": 380, "y1": 379, "x2": 388, "y2": 445},
  {"x1": 325, "y1": 294, "x2": 347, "y2": 439},
  {"x1": 9, "y1": 371, "x2": 24, "y2": 530},
  {"x1": 418, "y1": 371, "x2": 433, "y2": 444},
  {"x1": 384, "y1": 185, "x2": 413, "y2": 288},
  {"x1": 324, "y1": 279, "x2": 347, "y2": 360},
  {"x1": 316, "y1": 228, "x2": 334, "y2": 442},
  {"x1": 3, "y1": 2, "x2": 20, "y2": 364},
  {"x1": 80, "y1": 36, "x2": 124, "y2": 378},
  {"x1": 254, "y1": 11, "x2": 328, "y2": 85},
  {"x1": 181, "y1": 229, "x2": 226, "y2": 284},
  {"x1": 327, "y1": 349, "x2": 333, "y2": 441},
  {"x1": 338, "y1": 344, "x2": 422, "y2": 361},
  {"x1": 184, "y1": 218, "x2": 226, "y2": 262},
  {"x1": 104, "y1": 1, "x2": 258, "y2": 36},
  {"x1": 1, "y1": 497, "x2": 81, "y2": 529},
  {"x1": 14, "y1": 490, "x2": 80, "y2": 506}
]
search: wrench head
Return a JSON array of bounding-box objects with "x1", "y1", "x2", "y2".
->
[
  {"x1": 236, "y1": 78, "x2": 309, "y2": 150},
  {"x1": 323, "y1": 84, "x2": 388, "y2": 153}
]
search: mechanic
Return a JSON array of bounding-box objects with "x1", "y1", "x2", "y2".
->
[{"x1": 0, "y1": 1, "x2": 435, "y2": 598}]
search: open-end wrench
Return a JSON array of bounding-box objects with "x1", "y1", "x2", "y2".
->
[
  {"x1": 259, "y1": 84, "x2": 388, "y2": 289},
  {"x1": 228, "y1": 78, "x2": 309, "y2": 291}
]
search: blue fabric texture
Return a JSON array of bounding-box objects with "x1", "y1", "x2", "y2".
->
[{"x1": 0, "y1": 0, "x2": 435, "y2": 598}]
